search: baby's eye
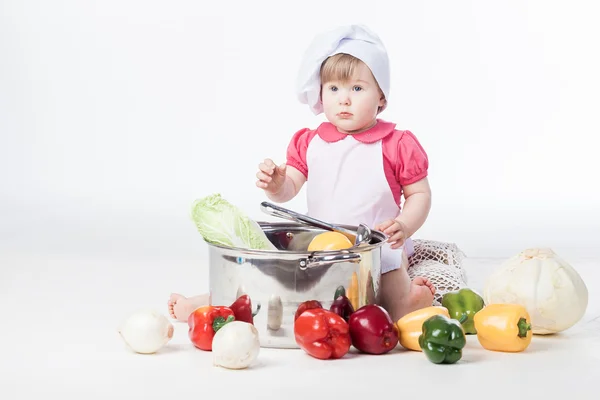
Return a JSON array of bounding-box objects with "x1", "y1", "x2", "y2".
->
[
  {"x1": 329, "y1": 85, "x2": 338, "y2": 92},
  {"x1": 353, "y1": 86, "x2": 363, "y2": 91}
]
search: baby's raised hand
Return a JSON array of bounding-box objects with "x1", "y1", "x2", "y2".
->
[
  {"x1": 375, "y1": 219, "x2": 408, "y2": 249},
  {"x1": 256, "y1": 158, "x2": 287, "y2": 194}
]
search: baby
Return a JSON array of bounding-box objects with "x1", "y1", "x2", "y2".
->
[{"x1": 169, "y1": 25, "x2": 435, "y2": 323}]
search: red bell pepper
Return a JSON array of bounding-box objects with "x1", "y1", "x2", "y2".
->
[
  {"x1": 294, "y1": 308, "x2": 351, "y2": 360},
  {"x1": 294, "y1": 300, "x2": 323, "y2": 321},
  {"x1": 230, "y1": 294, "x2": 261, "y2": 324},
  {"x1": 188, "y1": 306, "x2": 235, "y2": 351}
]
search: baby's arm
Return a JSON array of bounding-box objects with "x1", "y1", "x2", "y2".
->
[
  {"x1": 256, "y1": 158, "x2": 307, "y2": 203},
  {"x1": 395, "y1": 177, "x2": 432, "y2": 238},
  {"x1": 257, "y1": 127, "x2": 313, "y2": 203},
  {"x1": 266, "y1": 165, "x2": 306, "y2": 203},
  {"x1": 377, "y1": 130, "x2": 431, "y2": 246}
]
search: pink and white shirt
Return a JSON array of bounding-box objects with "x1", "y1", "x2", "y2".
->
[{"x1": 286, "y1": 119, "x2": 429, "y2": 273}]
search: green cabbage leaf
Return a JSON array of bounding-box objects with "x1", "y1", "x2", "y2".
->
[{"x1": 190, "y1": 193, "x2": 277, "y2": 251}]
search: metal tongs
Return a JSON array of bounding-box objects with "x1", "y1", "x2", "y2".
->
[{"x1": 260, "y1": 201, "x2": 372, "y2": 246}]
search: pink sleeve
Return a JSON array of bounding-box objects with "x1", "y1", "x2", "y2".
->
[
  {"x1": 285, "y1": 128, "x2": 313, "y2": 179},
  {"x1": 396, "y1": 130, "x2": 429, "y2": 185}
]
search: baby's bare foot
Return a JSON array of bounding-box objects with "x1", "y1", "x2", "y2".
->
[
  {"x1": 167, "y1": 293, "x2": 210, "y2": 322},
  {"x1": 405, "y1": 276, "x2": 436, "y2": 314},
  {"x1": 168, "y1": 293, "x2": 185, "y2": 320},
  {"x1": 412, "y1": 276, "x2": 436, "y2": 296}
]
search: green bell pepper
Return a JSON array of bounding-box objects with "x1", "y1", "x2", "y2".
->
[
  {"x1": 441, "y1": 288, "x2": 485, "y2": 334},
  {"x1": 418, "y1": 314, "x2": 466, "y2": 364}
]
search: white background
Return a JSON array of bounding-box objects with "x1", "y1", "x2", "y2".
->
[
  {"x1": 1, "y1": 1, "x2": 599, "y2": 397},
  {"x1": 2, "y1": 0, "x2": 599, "y2": 264}
]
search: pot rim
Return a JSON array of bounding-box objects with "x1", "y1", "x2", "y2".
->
[{"x1": 202, "y1": 221, "x2": 387, "y2": 256}]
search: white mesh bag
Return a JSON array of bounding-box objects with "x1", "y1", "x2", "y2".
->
[{"x1": 407, "y1": 239, "x2": 468, "y2": 306}]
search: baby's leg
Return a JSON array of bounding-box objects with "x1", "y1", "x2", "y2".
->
[
  {"x1": 167, "y1": 293, "x2": 210, "y2": 322},
  {"x1": 380, "y1": 258, "x2": 435, "y2": 322}
]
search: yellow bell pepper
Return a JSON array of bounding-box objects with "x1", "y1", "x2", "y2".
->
[
  {"x1": 473, "y1": 303, "x2": 533, "y2": 352},
  {"x1": 395, "y1": 306, "x2": 450, "y2": 351}
]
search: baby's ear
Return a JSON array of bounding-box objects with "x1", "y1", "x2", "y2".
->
[{"x1": 377, "y1": 97, "x2": 387, "y2": 114}]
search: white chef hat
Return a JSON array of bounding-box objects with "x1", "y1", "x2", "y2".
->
[{"x1": 296, "y1": 24, "x2": 390, "y2": 115}]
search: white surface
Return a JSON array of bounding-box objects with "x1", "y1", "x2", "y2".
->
[
  {"x1": 1, "y1": 0, "x2": 600, "y2": 259},
  {"x1": 1, "y1": 252, "x2": 597, "y2": 398},
  {"x1": 1, "y1": 1, "x2": 599, "y2": 397}
]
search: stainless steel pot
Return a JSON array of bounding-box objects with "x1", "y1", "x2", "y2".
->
[{"x1": 207, "y1": 221, "x2": 386, "y2": 349}]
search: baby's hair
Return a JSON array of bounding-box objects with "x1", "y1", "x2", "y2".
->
[
  {"x1": 319, "y1": 53, "x2": 386, "y2": 111},
  {"x1": 320, "y1": 53, "x2": 363, "y2": 85}
]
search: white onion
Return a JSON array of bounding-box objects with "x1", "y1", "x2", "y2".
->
[
  {"x1": 119, "y1": 309, "x2": 174, "y2": 354},
  {"x1": 212, "y1": 321, "x2": 260, "y2": 369}
]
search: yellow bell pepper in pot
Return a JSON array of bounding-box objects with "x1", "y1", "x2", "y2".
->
[
  {"x1": 473, "y1": 304, "x2": 533, "y2": 352},
  {"x1": 395, "y1": 306, "x2": 450, "y2": 351},
  {"x1": 347, "y1": 272, "x2": 359, "y2": 311}
]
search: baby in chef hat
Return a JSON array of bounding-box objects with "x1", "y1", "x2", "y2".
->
[
  {"x1": 168, "y1": 25, "x2": 435, "y2": 323},
  {"x1": 254, "y1": 24, "x2": 435, "y2": 321}
]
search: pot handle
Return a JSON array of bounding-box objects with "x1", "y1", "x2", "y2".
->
[{"x1": 300, "y1": 252, "x2": 362, "y2": 270}]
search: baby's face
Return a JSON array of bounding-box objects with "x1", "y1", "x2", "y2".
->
[{"x1": 321, "y1": 62, "x2": 385, "y2": 134}]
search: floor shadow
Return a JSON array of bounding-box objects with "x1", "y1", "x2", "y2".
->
[{"x1": 156, "y1": 343, "x2": 190, "y2": 354}]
